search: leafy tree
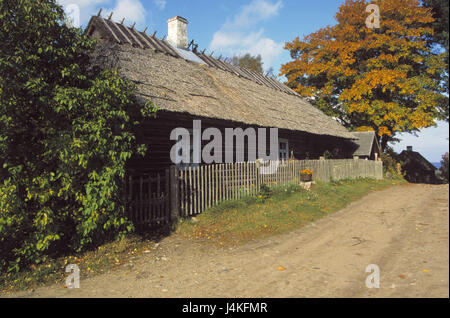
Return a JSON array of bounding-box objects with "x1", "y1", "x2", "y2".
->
[
  {"x1": 281, "y1": 0, "x2": 447, "y2": 150},
  {"x1": 422, "y1": 0, "x2": 449, "y2": 49},
  {"x1": 231, "y1": 53, "x2": 264, "y2": 74},
  {"x1": 0, "y1": 0, "x2": 155, "y2": 272},
  {"x1": 422, "y1": 0, "x2": 449, "y2": 119}
]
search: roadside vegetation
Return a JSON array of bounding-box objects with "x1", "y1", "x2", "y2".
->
[
  {"x1": 0, "y1": 0, "x2": 156, "y2": 274},
  {"x1": 1, "y1": 177, "x2": 404, "y2": 294},
  {"x1": 176, "y1": 178, "x2": 405, "y2": 246}
]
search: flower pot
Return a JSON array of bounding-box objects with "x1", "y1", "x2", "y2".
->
[{"x1": 300, "y1": 174, "x2": 312, "y2": 182}]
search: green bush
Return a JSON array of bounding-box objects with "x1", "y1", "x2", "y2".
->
[
  {"x1": 259, "y1": 183, "x2": 273, "y2": 201},
  {"x1": 381, "y1": 146, "x2": 404, "y2": 179},
  {"x1": 0, "y1": 0, "x2": 156, "y2": 272}
]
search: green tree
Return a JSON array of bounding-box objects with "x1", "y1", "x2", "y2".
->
[
  {"x1": 231, "y1": 53, "x2": 264, "y2": 74},
  {"x1": 422, "y1": 0, "x2": 449, "y2": 49},
  {"x1": 281, "y1": 0, "x2": 447, "y2": 150},
  {"x1": 422, "y1": 0, "x2": 449, "y2": 120},
  {"x1": 0, "y1": 0, "x2": 156, "y2": 272}
]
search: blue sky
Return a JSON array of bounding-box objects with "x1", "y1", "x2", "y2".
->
[{"x1": 58, "y1": 0, "x2": 449, "y2": 162}]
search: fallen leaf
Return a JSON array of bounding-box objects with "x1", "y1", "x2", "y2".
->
[
  {"x1": 398, "y1": 274, "x2": 406, "y2": 279},
  {"x1": 422, "y1": 269, "x2": 430, "y2": 273},
  {"x1": 277, "y1": 266, "x2": 287, "y2": 271}
]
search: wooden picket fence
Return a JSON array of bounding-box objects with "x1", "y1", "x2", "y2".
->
[
  {"x1": 178, "y1": 158, "x2": 383, "y2": 217},
  {"x1": 125, "y1": 159, "x2": 383, "y2": 228}
]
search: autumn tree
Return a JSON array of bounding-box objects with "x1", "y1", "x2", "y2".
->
[
  {"x1": 281, "y1": 0, "x2": 447, "y2": 150},
  {"x1": 231, "y1": 53, "x2": 264, "y2": 74}
]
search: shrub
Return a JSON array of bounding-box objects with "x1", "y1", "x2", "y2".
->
[
  {"x1": 259, "y1": 183, "x2": 273, "y2": 201},
  {"x1": 381, "y1": 146, "x2": 404, "y2": 179},
  {"x1": 0, "y1": 0, "x2": 156, "y2": 272}
]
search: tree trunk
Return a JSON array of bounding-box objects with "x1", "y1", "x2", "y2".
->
[{"x1": 380, "y1": 134, "x2": 390, "y2": 153}]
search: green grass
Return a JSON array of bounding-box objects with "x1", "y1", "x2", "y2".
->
[{"x1": 176, "y1": 178, "x2": 405, "y2": 245}]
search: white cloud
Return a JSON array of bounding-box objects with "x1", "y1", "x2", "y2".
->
[
  {"x1": 154, "y1": 0, "x2": 167, "y2": 10},
  {"x1": 209, "y1": 0, "x2": 284, "y2": 71},
  {"x1": 57, "y1": 0, "x2": 146, "y2": 28},
  {"x1": 224, "y1": 0, "x2": 282, "y2": 28},
  {"x1": 104, "y1": 0, "x2": 146, "y2": 27},
  {"x1": 57, "y1": 0, "x2": 112, "y2": 26}
]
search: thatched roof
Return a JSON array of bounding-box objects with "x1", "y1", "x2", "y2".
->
[
  {"x1": 85, "y1": 15, "x2": 355, "y2": 139},
  {"x1": 351, "y1": 131, "x2": 381, "y2": 156}
]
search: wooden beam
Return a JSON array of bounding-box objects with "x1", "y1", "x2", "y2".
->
[{"x1": 98, "y1": 17, "x2": 121, "y2": 43}]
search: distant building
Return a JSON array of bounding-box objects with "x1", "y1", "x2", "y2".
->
[
  {"x1": 351, "y1": 131, "x2": 382, "y2": 161},
  {"x1": 398, "y1": 146, "x2": 440, "y2": 184}
]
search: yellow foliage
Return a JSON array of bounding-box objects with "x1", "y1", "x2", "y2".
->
[{"x1": 280, "y1": 0, "x2": 442, "y2": 139}]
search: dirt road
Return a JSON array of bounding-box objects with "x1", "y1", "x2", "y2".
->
[{"x1": 10, "y1": 183, "x2": 449, "y2": 298}]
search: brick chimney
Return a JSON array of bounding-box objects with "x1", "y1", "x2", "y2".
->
[
  {"x1": 167, "y1": 16, "x2": 188, "y2": 49},
  {"x1": 407, "y1": 146, "x2": 413, "y2": 151}
]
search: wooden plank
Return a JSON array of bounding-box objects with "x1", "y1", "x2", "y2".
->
[
  {"x1": 156, "y1": 173, "x2": 161, "y2": 221},
  {"x1": 208, "y1": 165, "x2": 212, "y2": 209},
  {"x1": 200, "y1": 165, "x2": 204, "y2": 213},
  {"x1": 169, "y1": 166, "x2": 179, "y2": 222},
  {"x1": 196, "y1": 165, "x2": 200, "y2": 214},
  {"x1": 109, "y1": 20, "x2": 133, "y2": 45},
  {"x1": 99, "y1": 17, "x2": 122, "y2": 43},
  {"x1": 179, "y1": 169, "x2": 184, "y2": 217},
  {"x1": 139, "y1": 176, "x2": 143, "y2": 227},
  {"x1": 188, "y1": 166, "x2": 193, "y2": 216},
  {"x1": 214, "y1": 164, "x2": 220, "y2": 205},
  {"x1": 165, "y1": 168, "x2": 170, "y2": 222},
  {"x1": 233, "y1": 163, "x2": 237, "y2": 200},
  {"x1": 122, "y1": 25, "x2": 144, "y2": 48}
]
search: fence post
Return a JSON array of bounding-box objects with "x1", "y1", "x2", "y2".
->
[{"x1": 169, "y1": 165, "x2": 180, "y2": 223}]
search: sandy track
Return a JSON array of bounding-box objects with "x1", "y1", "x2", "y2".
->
[{"x1": 9, "y1": 183, "x2": 449, "y2": 298}]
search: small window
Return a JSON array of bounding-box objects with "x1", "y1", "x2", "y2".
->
[{"x1": 279, "y1": 138, "x2": 289, "y2": 161}]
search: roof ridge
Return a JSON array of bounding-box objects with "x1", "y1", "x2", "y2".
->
[{"x1": 84, "y1": 14, "x2": 300, "y2": 98}]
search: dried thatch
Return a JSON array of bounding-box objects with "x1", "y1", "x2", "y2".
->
[{"x1": 86, "y1": 15, "x2": 354, "y2": 139}]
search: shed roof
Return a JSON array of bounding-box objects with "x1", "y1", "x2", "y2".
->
[
  {"x1": 85, "y1": 15, "x2": 355, "y2": 139},
  {"x1": 351, "y1": 131, "x2": 381, "y2": 157}
]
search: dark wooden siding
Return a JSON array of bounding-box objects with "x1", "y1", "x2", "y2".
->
[{"x1": 127, "y1": 110, "x2": 357, "y2": 173}]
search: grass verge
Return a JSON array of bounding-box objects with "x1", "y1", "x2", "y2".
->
[{"x1": 176, "y1": 178, "x2": 405, "y2": 246}]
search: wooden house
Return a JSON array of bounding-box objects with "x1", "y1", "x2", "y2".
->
[
  {"x1": 85, "y1": 14, "x2": 358, "y2": 174},
  {"x1": 398, "y1": 146, "x2": 440, "y2": 184},
  {"x1": 351, "y1": 131, "x2": 382, "y2": 161}
]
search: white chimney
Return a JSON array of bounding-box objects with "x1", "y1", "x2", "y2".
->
[{"x1": 167, "y1": 16, "x2": 188, "y2": 49}]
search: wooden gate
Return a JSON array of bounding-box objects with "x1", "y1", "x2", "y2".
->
[{"x1": 125, "y1": 169, "x2": 171, "y2": 231}]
